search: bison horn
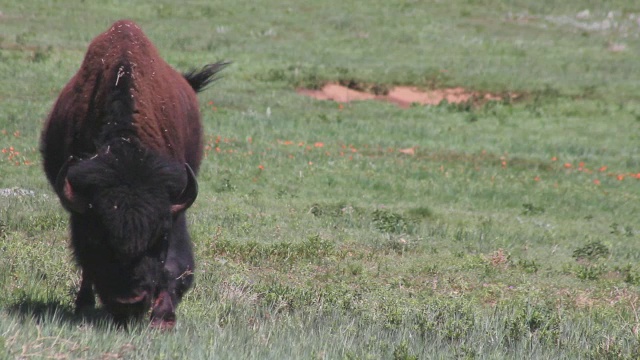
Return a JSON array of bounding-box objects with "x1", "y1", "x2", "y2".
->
[
  {"x1": 170, "y1": 163, "x2": 198, "y2": 214},
  {"x1": 54, "y1": 156, "x2": 88, "y2": 213}
]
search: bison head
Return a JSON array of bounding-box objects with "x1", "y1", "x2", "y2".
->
[{"x1": 54, "y1": 139, "x2": 198, "y2": 258}]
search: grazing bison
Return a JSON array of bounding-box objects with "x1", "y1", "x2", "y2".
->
[{"x1": 40, "y1": 20, "x2": 227, "y2": 329}]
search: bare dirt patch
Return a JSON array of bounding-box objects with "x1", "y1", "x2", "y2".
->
[{"x1": 298, "y1": 83, "x2": 513, "y2": 108}]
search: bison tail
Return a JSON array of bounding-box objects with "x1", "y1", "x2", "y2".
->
[{"x1": 182, "y1": 61, "x2": 230, "y2": 93}]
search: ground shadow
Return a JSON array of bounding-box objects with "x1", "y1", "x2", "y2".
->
[{"x1": 6, "y1": 296, "x2": 115, "y2": 329}]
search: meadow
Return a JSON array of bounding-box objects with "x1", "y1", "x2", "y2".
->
[{"x1": 2, "y1": 0, "x2": 640, "y2": 358}]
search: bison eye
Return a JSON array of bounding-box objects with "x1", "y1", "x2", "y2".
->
[{"x1": 113, "y1": 204, "x2": 118, "y2": 210}]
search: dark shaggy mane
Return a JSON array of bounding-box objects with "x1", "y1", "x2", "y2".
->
[
  {"x1": 182, "y1": 61, "x2": 230, "y2": 93},
  {"x1": 68, "y1": 138, "x2": 186, "y2": 198},
  {"x1": 96, "y1": 60, "x2": 138, "y2": 144}
]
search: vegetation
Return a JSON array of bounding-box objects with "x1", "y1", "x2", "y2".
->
[{"x1": 2, "y1": 0, "x2": 640, "y2": 358}]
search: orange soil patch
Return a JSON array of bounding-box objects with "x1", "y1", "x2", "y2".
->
[
  {"x1": 298, "y1": 83, "x2": 509, "y2": 108},
  {"x1": 297, "y1": 84, "x2": 377, "y2": 102}
]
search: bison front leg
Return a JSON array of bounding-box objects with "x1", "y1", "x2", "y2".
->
[
  {"x1": 149, "y1": 213, "x2": 195, "y2": 330},
  {"x1": 150, "y1": 289, "x2": 177, "y2": 329},
  {"x1": 74, "y1": 270, "x2": 95, "y2": 313},
  {"x1": 150, "y1": 267, "x2": 195, "y2": 330}
]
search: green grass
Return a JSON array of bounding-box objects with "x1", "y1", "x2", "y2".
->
[{"x1": 3, "y1": 0, "x2": 640, "y2": 358}]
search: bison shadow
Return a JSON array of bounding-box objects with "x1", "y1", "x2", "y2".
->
[{"x1": 6, "y1": 296, "x2": 122, "y2": 329}]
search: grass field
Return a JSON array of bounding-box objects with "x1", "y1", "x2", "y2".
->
[{"x1": 2, "y1": 0, "x2": 640, "y2": 358}]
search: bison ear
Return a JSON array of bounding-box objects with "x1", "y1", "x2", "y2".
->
[
  {"x1": 170, "y1": 163, "x2": 198, "y2": 214},
  {"x1": 54, "y1": 157, "x2": 89, "y2": 213}
]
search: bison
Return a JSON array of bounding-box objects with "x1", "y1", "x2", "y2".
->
[{"x1": 40, "y1": 19, "x2": 227, "y2": 329}]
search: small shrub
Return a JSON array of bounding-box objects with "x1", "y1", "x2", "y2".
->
[
  {"x1": 337, "y1": 79, "x2": 389, "y2": 96},
  {"x1": 302, "y1": 234, "x2": 335, "y2": 259},
  {"x1": 0, "y1": 218, "x2": 6, "y2": 239},
  {"x1": 575, "y1": 263, "x2": 606, "y2": 280},
  {"x1": 372, "y1": 209, "x2": 411, "y2": 234},
  {"x1": 610, "y1": 222, "x2": 622, "y2": 235},
  {"x1": 383, "y1": 237, "x2": 414, "y2": 255},
  {"x1": 344, "y1": 261, "x2": 363, "y2": 276},
  {"x1": 610, "y1": 223, "x2": 634, "y2": 237},
  {"x1": 516, "y1": 259, "x2": 539, "y2": 274},
  {"x1": 616, "y1": 264, "x2": 640, "y2": 285},
  {"x1": 572, "y1": 241, "x2": 610, "y2": 262},
  {"x1": 392, "y1": 340, "x2": 417, "y2": 360},
  {"x1": 506, "y1": 303, "x2": 560, "y2": 346},
  {"x1": 310, "y1": 203, "x2": 323, "y2": 217},
  {"x1": 454, "y1": 345, "x2": 478, "y2": 360},
  {"x1": 436, "y1": 99, "x2": 474, "y2": 113},
  {"x1": 415, "y1": 300, "x2": 475, "y2": 342},
  {"x1": 571, "y1": 241, "x2": 610, "y2": 281},
  {"x1": 521, "y1": 203, "x2": 545, "y2": 216},
  {"x1": 309, "y1": 202, "x2": 359, "y2": 218},
  {"x1": 216, "y1": 178, "x2": 236, "y2": 192},
  {"x1": 32, "y1": 46, "x2": 53, "y2": 63}
]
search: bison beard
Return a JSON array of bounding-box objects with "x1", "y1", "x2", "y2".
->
[{"x1": 40, "y1": 20, "x2": 227, "y2": 329}]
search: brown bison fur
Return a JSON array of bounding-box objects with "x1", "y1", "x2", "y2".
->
[{"x1": 40, "y1": 19, "x2": 228, "y2": 329}]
